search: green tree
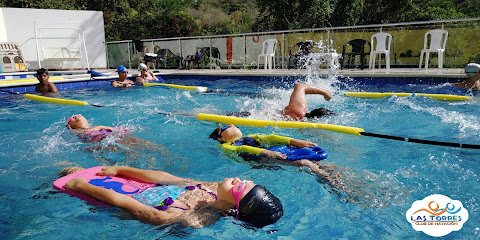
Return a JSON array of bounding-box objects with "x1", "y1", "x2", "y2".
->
[
  {"x1": 253, "y1": 0, "x2": 338, "y2": 31},
  {"x1": 186, "y1": 0, "x2": 258, "y2": 35}
]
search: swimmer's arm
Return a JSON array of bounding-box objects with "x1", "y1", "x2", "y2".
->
[
  {"x1": 289, "y1": 139, "x2": 317, "y2": 148},
  {"x1": 98, "y1": 166, "x2": 187, "y2": 185},
  {"x1": 319, "y1": 88, "x2": 332, "y2": 101},
  {"x1": 249, "y1": 134, "x2": 316, "y2": 148},
  {"x1": 149, "y1": 72, "x2": 156, "y2": 78},
  {"x1": 248, "y1": 134, "x2": 292, "y2": 146},
  {"x1": 221, "y1": 143, "x2": 286, "y2": 159},
  {"x1": 221, "y1": 142, "x2": 264, "y2": 155},
  {"x1": 70, "y1": 126, "x2": 114, "y2": 133},
  {"x1": 126, "y1": 80, "x2": 135, "y2": 86},
  {"x1": 65, "y1": 178, "x2": 178, "y2": 225},
  {"x1": 48, "y1": 82, "x2": 58, "y2": 93},
  {"x1": 136, "y1": 77, "x2": 145, "y2": 84},
  {"x1": 111, "y1": 81, "x2": 121, "y2": 87},
  {"x1": 111, "y1": 81, "x2": 134, "y2": 88},
  {"x1": 451, "y1": 81, "x2": 467, "y2": 88},
  {"x1": 89, "y1": 125, "x2": 115, "y2": 131}
]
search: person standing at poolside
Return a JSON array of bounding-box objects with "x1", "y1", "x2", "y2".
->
[
  {"x1": 451, "y1": 63, "x2": 480, "y2": 90},
  {"x1": 136, "y1": 63, "x2": 157, "y2": 84},
  {"x1": 35, "y1": 68, "x2": 58, "y2": 94},
  {"x1": 281, "y1": 83, "x2": 333, "y2": 120},
  {"x1": 111, "y1": 65, "x2": 135, "y2": 88}
]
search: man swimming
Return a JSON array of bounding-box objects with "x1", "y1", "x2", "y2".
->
[
  {"x1": 451, "y1": 63, "x2": 480, "y2": 90},
  {"x1": 281, "y1": 83, "x2": 333, "y2": 120},
  {"x1": 225, "y1": 83, "x2": 335, "y2": 120}
]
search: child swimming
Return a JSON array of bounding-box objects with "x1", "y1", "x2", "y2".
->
[
  {"x1": 66, "y1": 114, "x2": 169, "y2": 166},
  {"x1": 209, "y1": 124, "x2": 344, "y2": 189},
  {"x1": 209, "y1": 125, "x2": 397, "y2": 206},
  {"x1": 66, "y1": 114, "x2": 123, "y2": 143},
  {"x1": 61, "y1": 166, "x2": 283, "y2": 228}
]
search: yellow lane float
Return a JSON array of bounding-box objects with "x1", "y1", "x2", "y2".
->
[
  {"x1": 0, "y1": 77, "x2": 64, "y2": 85},
  {"x1": 415, "y1": 93, "x2": 471, "y2": 101},
  {"x1": 345, "y1": 92, "x2": 410, "y2": 98},
  {"x1": 143, "y1": 83, "x2": 207, "y2": 92},
  {"x1": 197, "y1": 113, "x2": 364, "y2": 136},
  {"x1": 24, "y1": 94, "x2": 89, "y2": 105},
  {"x1": 345, "y1": 92, "x2": 470, "y2": 101}
]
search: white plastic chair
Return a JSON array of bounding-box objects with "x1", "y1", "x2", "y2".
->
[
  {"x1": 257, "y1": 39, "x2": 278, "y2": 70},
  {"x1": 369, "y1": 33, "x2": 393, "y2": 70},
  {"x1": 419, "y1": 29, "x2": 448, "y2": 69}
]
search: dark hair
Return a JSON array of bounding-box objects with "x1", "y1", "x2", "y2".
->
[
  {"x1": 36, "y1": 68, "x2": 48, "y2": 76},
  {"x1": 209, "y1": 127, "x2": 222, "y2": 142},
  {"x1": 304, "y1": 107, "x2": 335, "y2": 119},
  {"x1": 237, "y1": 185, "x2": 283, "y2": 228}
]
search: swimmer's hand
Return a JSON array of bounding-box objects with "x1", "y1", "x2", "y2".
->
[
  {"x1": 290, "y1": 139, "x2": 317, "y2": 148},
  {"x1": 97, "y1": 166, "x2": 120, "y2": 176},
  {"x1": 261, "y1": 150, "x2": 287, "y2": 160},
  {"x1": 323, "y1": 90, "x2": 332, "y2": 101},
  {"x1": 65, "y1": 178, "x2": 87, "y2": 190}
]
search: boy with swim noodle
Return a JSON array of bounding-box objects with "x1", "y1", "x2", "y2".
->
[
  {"x1": 35, "y1": 68, "x2": 58, "y2": 94},
  {"x1": 451, "y1": 63, "x2": 480, "y2": 90},
  {"x1": 60, "y1": 166, "x2": 283, "y2": 228},
  {"x1": 209, "y1": 124, "x2": 344, "y2": 190}
]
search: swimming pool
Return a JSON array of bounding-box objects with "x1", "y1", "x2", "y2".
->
[{"x1": 1, "y1": 73, "x2": 479, "y2": 239}]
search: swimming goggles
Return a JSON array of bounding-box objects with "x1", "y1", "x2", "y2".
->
[
  {"x1": 220, "y1": 125, "x2": 229, "y2": 134},
  {"x1": 141, "y1": 68, "x2": 147, "y2": 72},
  {"x1": 67, "y1": 114, "x2": 82, "y2": 125},
  {"x1": 231, "y1": 180, "x2": 252, "y2": 220},
  {"x1": 120, "y1": 71, "x2": 128, "y2": 74}
]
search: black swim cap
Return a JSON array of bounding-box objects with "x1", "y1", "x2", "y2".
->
[
  {"x1": 238, "y1": 185, "x2": 283, "y2": 228},
  {"x1": 305, "y1": 107, "x2": 336, "y2": 119}
]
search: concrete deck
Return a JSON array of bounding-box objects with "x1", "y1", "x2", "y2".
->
[
  {"x1": 153, "y1": 67, "x2": 466, "y2": 78},
  {"x1": 0, "y1": 67, "x2": 467, "y2": 90}
]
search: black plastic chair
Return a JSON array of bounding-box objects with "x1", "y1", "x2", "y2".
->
[
  {"x1": 156, "y1": 49, "x2": 183, "y2": 69},
  {"x1": 185, "y1": 47, "x2": 220, "y2": 69},
  {"x1": 341, "y1": 39, "x2": 371, "y2": 70},
  {"x1": 288, "y1": 40, "x2": 315, "y2": 69}
]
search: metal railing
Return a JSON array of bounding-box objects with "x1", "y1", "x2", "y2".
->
[{"x1": 106, "y1": 18, "x2": 480, "y2": 70}]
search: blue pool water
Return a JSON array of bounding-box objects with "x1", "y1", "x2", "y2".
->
[{"x1": 1, "y1": 74, "x2": 479, "y2": 239}]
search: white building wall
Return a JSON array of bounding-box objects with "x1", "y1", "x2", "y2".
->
[{"x1": 0, "y1": 7, "x2": 106, "y2": 70}]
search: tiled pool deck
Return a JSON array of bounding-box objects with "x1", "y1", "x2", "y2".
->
[{"x1": 0, "y1": 67, "x2": 468, "y2": 95}]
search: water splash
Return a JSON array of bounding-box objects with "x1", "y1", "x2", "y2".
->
[
  {"x1": 34, "y1": 121, "x2": 82, "y2": 155},
  {"x1": 395, "y1": 97, "x2": 480, "y2": 133}
]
